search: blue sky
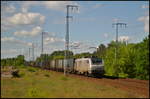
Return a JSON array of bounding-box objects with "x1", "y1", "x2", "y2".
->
[{"x1": 1, "y1": 1, "x2": 149, "y2": 60}]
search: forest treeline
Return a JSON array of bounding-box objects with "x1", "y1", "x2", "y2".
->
[{"x1": 1, "y1": 35, "x2": 149, "y2": 80}]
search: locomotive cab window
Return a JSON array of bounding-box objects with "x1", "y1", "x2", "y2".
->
[{"x1": 91, "y1": 58, "x2": 102, "y2": 65}]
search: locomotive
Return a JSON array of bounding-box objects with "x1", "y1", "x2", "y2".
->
[{"x1": 32, "y1": 57, "x2": 105, "y2": 76}]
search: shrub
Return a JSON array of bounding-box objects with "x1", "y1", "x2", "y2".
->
[
  {"x1": 44, "y1": 74, "x2": 50, "y2": 77},
  {"x1": 28, "y1": 68, "x2": 36, "y2": 72},
  {"x1": 11, "y1": 70, "x2": 20, "y2": 77}
]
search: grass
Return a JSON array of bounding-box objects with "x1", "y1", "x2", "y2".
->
[
  {"x1": 1, "y1": 66, "x2": 145, "y2": 98},
  {"x1": 27, "y1": 67, "x2": 37, "y2": 72}
]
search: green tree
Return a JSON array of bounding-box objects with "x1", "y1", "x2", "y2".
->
[
  {"x1": 51, "y1": 50, "x2": 73, "y2": 59},
  {"x1": 117, "y1": 44, "x2": 137, "y2": 78},
  {"x1": 93, "y1": 44, "x2": 106, "y2": 58},
  {"x1": 74, "y1": 52, "x2": 92, "y2": 58},
  {"x1": 104, "y1": 35, "x2": 149, "y2": 80},
  {"x1": 134, "y1": 36, "x2": 149, "y2": 80},
  {"x1": 15, "y1": 55, "x2": 25, "y2": 66}
]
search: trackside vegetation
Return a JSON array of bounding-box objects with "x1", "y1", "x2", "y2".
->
[
  {"x1": 103, "y1": 36, "x2": 149, "y2": 80},
  {"x1": 1, "y1": 35, "x2": 149, "y2": 80}
]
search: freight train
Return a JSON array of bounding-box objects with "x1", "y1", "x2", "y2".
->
[{"x1": 30, "y1": 57, "x2": 105, "y2": 76}]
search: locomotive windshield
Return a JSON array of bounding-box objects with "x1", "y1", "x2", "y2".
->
[{"x1": 91, "y1": 58, "x2": 102, "y2": 65}]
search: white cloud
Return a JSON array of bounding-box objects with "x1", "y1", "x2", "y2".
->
[
  {"x1": 1, "y1": 48, "x2": 28, "y2": 59},
  {"x1": 138, "y1": 15, "x2": 149, "y2": 33},
  {"x1": 1, "y1": 49, "x2": 19, "y2": 59},
  {"x1": 1, "y1": 12, "x2": 45, "y2": 33},
  {"x1": 1, "y1": 37, "x2": 15, "y2": 42},
  {"x1": 93, "y1": 4, "x2": 104, "y2": 9},
  {"x1": 14, "y1": 26, "x2": 42, "y2": 36},
  {"x1": 69, "y1": 41, "x2": 96, "y2": 54},
  {"x1": 142, "y1": 5, "x2": 149, "y2": 9},
  {"x1": 43, "y1": 32, "x2": 56, "y2": 37},
  {"x1": 104, "y1": 33, "x2": 108, "y2": 38},
  {"x1": 20, "y1": 1, "x2": 79, "y2": 13},
  {"x1": 44, "y1": 37, "x2": 65, "y2": 45},
  {"x1": 138, "y1": 4, "x2": 149, "y2": 33},
  {"x1": 7, "y1": 12, "x2": 45, "y2": 25},
  {"x1": 1, "y1": 49, "x2": 18, "y2": 54},
  {"x1": 112, "y1": 18, "x2": 120, "y2": 23},
  {"x1": 1, "y1": 37, "x2": 33, "y2": 47},
  {"x1": 43, "y1": 1, "x2": 79, "y2": 12},
  {"x1": 27, "y1": 42, "x2": 33, "y2": 46},
  {"x1": 1, "y1": 2, "x2": 45, "y2": 32},
  {"x1": 21, "y1": 1, "x2": 39, "y2": 13},
  {"x1": 118, "y1": 36, "x2": 130, "y2": 42},
  {"x1": 1, "y1": 4, "x2": 16, "y2": 14},
  {"x1": 70, "y1": 41, "x2": 82, "y2": 48}
]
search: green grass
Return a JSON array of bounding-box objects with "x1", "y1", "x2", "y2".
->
[{"x1": 1, "y1": 66, "x2": 145, "y2": 98}]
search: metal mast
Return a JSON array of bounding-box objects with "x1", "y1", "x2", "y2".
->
[
  {"x1": 65, "y1": 5, "x2": 78, "y2": 76},
  {"x1": 41, "y1": 32, "x2": 44, "y2": 54},
  {"x1": 112, "y1": 22, "x2": 127, "y2": 61},
  {"x1": 32, "y1": 43, "x2": 34, "y2": 61},
  {"x1": 41, "y1": 31, "x2": 45, "y2": 67},
  {"x1": 29, "y1": 48, "x2": 31, "y2": 61}
]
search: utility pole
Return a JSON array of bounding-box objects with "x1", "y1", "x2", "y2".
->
[
  {"x1": 41, "y1": 32, "x2": 44, "y2": 54},
  {"x1": 24, "y1": 49, "x2": 28, "y2": 62},
  {"x1": 41, "y1": 31, "x2": 45, "y2": 67},
  {"x1": 112, "y1": 22, "x2": 127, "y2": 62},
  {"x1": 65, "y1": 5, "x2": 78, "y2": 76},
  {"x1": 29, "y1": 48, "x2": 31, "y2": 61},
  {"x1": 32, "y1": 43, "x2": 34, "y2": 61}
]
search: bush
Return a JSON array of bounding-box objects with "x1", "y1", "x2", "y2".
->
[
  {"x1": 11, "y1": 70, "x2": 20, "y2": 77},
  {"x1": 28, "y1": 68, "x2": 36, "y2": 72},
  {"x1": 118, "y1": 73, "x2": 128, "y2": 78},
  {"x1": 44, "y1": 74, "x2": 50, "y2": 77}
]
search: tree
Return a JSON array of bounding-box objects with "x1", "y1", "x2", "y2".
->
[
  {"x1": 74, "y1": 52, "x2": 92, "y2": 58},
  {"x1": 15, "y1": 55, "x2": 25, "y2": 66},
  {"x1": 1, "y1": 55, "x2": 25, "y2": 67},
  {"x1": 51, "y1": 50, "x2": 73, "y2": 59},
  {"x1": 93, "y1": 44, "x2": 106, "y2": 58},
  {"x1": 134, "y1": 36, "x2": 149, "y2": 80},
  {"x1": 104, "y1": 35, "x2": 149, "y2": 80},
  {"x1": 107, "y1": 41, "x2": 117, "y2": 49}
]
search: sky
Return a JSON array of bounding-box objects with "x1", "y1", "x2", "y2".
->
[{"x1": 1, "y1": 1, "x2": 149, "y2": 60}]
